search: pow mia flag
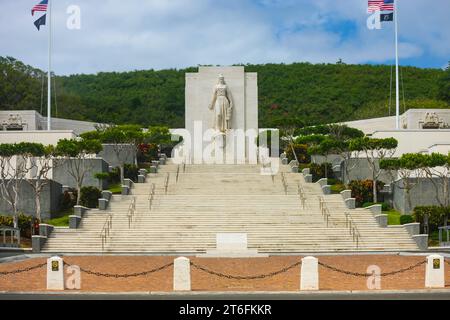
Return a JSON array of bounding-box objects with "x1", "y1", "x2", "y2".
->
[
  {"x1": 381, "y1": 12, "x2": 394, "y2": 22},
  {"x1": 34, "y1": 14, "x2": 46, "y2": 30}
]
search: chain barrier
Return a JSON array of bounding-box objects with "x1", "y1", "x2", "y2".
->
[
  {"x1": 318, "y1": 260, "x2": 427, "y2": 277},
  {"x1": 0, "y1": 262, "x2": 46, "y2": 276},
  {"x1": 190, "y1": 261, "x2": 302, "y2": 280},
  {"x1": 64, "y1": 261, "x2": 173, "y2": 278}
]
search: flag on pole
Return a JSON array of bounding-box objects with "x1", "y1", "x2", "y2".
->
[
  {"x1": 31, "y1": 0, "x2": 48, "y2": 16},
  {"x1": 34, "y1": 14, "x2": 47, "y2": 30},
  {"x1": 368, "y1": 0, "x2": 395, "y2": 13},
  {"x1": 381, "y1": 12, "x2": 394, "y2": 22}
]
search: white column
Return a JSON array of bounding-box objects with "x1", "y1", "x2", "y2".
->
[
  {"x1": 425, "y1": 254, "x2": 445, "y2": 288},
  {"x1": 174, "y1": 257, "x2": 191, "y2": 291},
  {"x1": 301, "y1": 256, "x2": 319, "y2": 291},
  {"x1": 47, "y1": 256, "x2": 64, "y2": 290}
]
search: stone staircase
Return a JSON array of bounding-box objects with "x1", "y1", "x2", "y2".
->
[{"x1": 42, "y1": 161, "x2": 420, "y2": 254}]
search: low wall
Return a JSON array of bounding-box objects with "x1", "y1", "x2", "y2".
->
[
  {"x1": 0, "y1": 179, "x2": 62, "y2": 220},
  {"x1": 98, "y1": 144, "x2": 136, "y2": 168},
  {"x1": 52, "y1": 158, "x2": 109, "y2": 190},
  {"x1": 392, "y1": 177, "x2": 450, "y2": 214}
]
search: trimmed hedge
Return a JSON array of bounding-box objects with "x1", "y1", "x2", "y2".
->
[
  {"x1": 79, "y1": 186, "x2": 102, "y2": 209},
  {"x1": 400, "y1": 215, "x2": 415, "y2": 225}
]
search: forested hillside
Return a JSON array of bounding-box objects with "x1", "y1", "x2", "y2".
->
[{"x1": 1, "y1": 56, "x2": 448, "y2": 128}]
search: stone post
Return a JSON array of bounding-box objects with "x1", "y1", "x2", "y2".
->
[
  {"x1": 300, "y1": 256, "x2": 319, "y2": 291},
  {"x1": 174, "y1": 257, "x2": 191, "y2": 291},
  {"x1": 47, "y1": 256, "x2": 65, "y2": 290},
  {"x1": 425, "y1": 254, "x2": 445, "y2": 288}
]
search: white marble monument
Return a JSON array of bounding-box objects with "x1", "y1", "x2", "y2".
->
[{"x1": 185, "y1": 66, "x2": 258, "y2": 164}]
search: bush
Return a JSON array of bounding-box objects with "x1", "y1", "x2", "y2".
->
[
  {"x1": 285, "y1": 144, "x2": 310, "y2": 163},
  {"x1": 59, "y1": 188, "x2": 78, "y2": 211},
  {"x1": 124, "y1": 164, "x2": 139, "y2": 182},
  {"x1": 79, "y1": 186, "x2": 102, "y2": 208},
  {"x1": 330, "y1": 183, "x2": 346, "y2": 194},
  {"x1": 400, "y1": 215, "x2": 415, "y2": 225},
  {"x1": 349, "y1": 180, "x2": 385, "y2": 207},
  {"x1": 0, "y1": 213, "x2": 33, "y2": 238},
  {"x1": 413, "y1": 206, "x2": 449, "y2": 233},
  {"x1": 309, "y1": 163, "x2": 334, "y2": 182},
  {"x1": 138, "y1": 143, "x2": 159, "y2": 163},
  {"x1": 362, "y1": 202, "x2": 390, "y2": 211}
]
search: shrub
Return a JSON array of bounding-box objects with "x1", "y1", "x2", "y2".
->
[
  {"x1": 138, "y1": 143, "x2": 159, "y2": 163},
  {"x1": 349, "y1": 180, "x2": 385, "y2": 207},
  {"x1": 330, "y1": 183, "x2": 346, "y2": 194},
  {"x1": 108, "y1": 168, "x2": 121, "y2": 184},
  {"x1": 59, "y1": 188, "x2": 77, "y2": 211},
  {"x1": 413, "y1": 206, "x2": 449, "y2": 233},
  {"x1": 94, "y1": 172, "x2": 109, "y2": 181},
  {"x1": 0, "y1": 213, "x2": 33, "y2": 238},
  {"x1": 362, "y1": 202, "x2": 390, "y2": 211},
  {"x1": 79, "y1": 186, "x2": 102, "y2": 208},
  {"x1": 309, "y1": 163, "x2": 334, "y2": 182},
  {"x1": 124, "y1": 164, "x2": 139, "y2": 182},
  {"x1": 285, "y1": 144, "x2": 310, "y2": 163},
  {"x1": 400, "y1": 215, "x2": 415, "y2": 225}
]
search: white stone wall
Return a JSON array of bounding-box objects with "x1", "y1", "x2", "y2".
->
[{"x1": 0, "y1": 130, "x2": 76, "y2": 145}]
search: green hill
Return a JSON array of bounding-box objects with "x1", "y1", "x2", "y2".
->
[{"x1": 1, "y1": 56, "x2": 448, "y2": 128}]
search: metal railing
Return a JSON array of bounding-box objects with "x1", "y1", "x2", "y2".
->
[
  {"x1": 164, "y1": 173, "x2": 170, "y2": 195},
  {"x1": 100, "y1": 214, "x2": 113, "y2": 252},
  {"x1": 318, "y1": 196, "x2": 362, "y2": 249},
  {"x1": 148, "y1": 183, "x2": 156, "y2": 210},
  {"x1": 345, "y1": 212, "x2": 362, "y2": 249},
  {"x1": 176, "y1": 165, "x2": 180, "y2": 183},
  {"x1": 298, "y1": 183, "x2": 306, "y2": 209},
  {"x1": 127, "y1": 197, "x2": 137, "y2": 229},
  {"x1": 0, "y1": 227, "x2": 20, "y2": 248},
  {"x1": 281, "y1": 172, "x2": 288, "y2": 195}
]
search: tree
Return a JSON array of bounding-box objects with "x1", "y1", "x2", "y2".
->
[
  {"x1": 418, "y1": 153, "x2": 450, "y2": 226},
  {"x1": 86, "y1": 125, "x2": 145, "y2": 183},
  {"x1": 350, "y1": 137, "x2": 398, "y2": 203},
  {"x1": 55, "y1": 138, "x2": 103, "y2": 205},
  {"x1": 437, "y1": 61, "x2": 450, "y2": 104},
  {"x1": 26, "y1": 145, "x2": 58, "y2": 224},
  {"x1": 0, "y1": 143, "x2": 44, "y2": 228},
  {"x1": 380, "y1": 154, "x2": 425, "y2": 213},
  {"x1": 308, "y1": 138, "x2": 343, "y2": 179}
]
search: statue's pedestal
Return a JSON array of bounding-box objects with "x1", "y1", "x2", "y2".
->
[{"x1": 185, "y1": 66, "x2": 258, "y2": 164}]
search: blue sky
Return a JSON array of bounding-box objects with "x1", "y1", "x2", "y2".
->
[{"x1": 0, "y1": 0, "x2": 449, "y2": 75}]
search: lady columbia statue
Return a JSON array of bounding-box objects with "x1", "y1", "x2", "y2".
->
[{"x1": 208, "y1": 74, "x2": 233, "y2": 133}]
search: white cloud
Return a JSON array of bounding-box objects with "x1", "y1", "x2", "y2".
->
[{"x1": 0, "y1": 0, "x2": 448, "y2": 74}]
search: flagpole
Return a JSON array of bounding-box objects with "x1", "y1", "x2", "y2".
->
[
  {"x1": 394, "y1": 0, "x2": 400, "y2": 129},
  {"x1": 47, "y1": 0, "x2": 52, "y2": 131}
]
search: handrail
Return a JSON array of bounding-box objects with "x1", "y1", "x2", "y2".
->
[
  {"x1": 100, "y1": 214, "x2": 113, "y2": 252},
  {"x1": 290, "y1": 143, "x2": 299, "y2": 164},
  {"x1": 148, "y1": 183, "x2": 156, "y2": 210},
  {"x1": 127, "y1": 197, "x2": 137, "y2": 229},
  {"x1": 319, "y1": 196, "x2": 362, "y2": 249},
  {"x1": 177, "y1": 165, "x2": 180, "y2": 181},
  {"x1": 164, "y1": 173, "x2": 170, "y2": 195},
  {"x1": 183, "y1": 162, "x2": 186, "y2": 173},
  {"x1": 298, "y1": 183, "x2": 306, "y2": 209},
  {"x1": 281, "y1": 172, "x2": 288, "y2": 195}
]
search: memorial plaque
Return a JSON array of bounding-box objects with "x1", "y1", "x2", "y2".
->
[
  {"x1": 52, "y1": 261, "x2": 59, "y2": 271},
  {"x1": 433, "y1": 259, "x2": 440, "y2": 269}
]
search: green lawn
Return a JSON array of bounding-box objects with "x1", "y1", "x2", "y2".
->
[
  {"x1": 384, "y1": 209, "x2": 402, "y2": 225},
  {"x1": 44, "y1": 208, "x2": 73, "y2": 227},
  {"x1": 108, "y1": 183, "x2": 122, "y2": 194}
]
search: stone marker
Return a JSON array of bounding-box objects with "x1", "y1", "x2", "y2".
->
[
  {"x1": 217, "y1": 233, "x2": 248, "y2": 251},
  {"x1": 173, "y1": 257, "x2": 191, "y2": 291},
  {"x1": 47, "y1": 256, "x2": 64, "y2": 290},
  {"x1": 425, "y1": 254, "x2": 445, "y2": 288},
  {"x1": 301, "y1": 256, "x2": 319, "y2": 291}
]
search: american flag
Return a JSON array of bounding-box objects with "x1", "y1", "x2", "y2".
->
[
  {"x1": 368, "y1": 0, "x2": 395, "y2": 13},
  {"x1": 31, "y1": 0, "x2": 48, "y2": 16}
]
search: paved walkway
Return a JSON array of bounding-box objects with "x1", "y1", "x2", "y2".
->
[{"x1": 0, "y1": 255, "x2": 449, "y2": 292}]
